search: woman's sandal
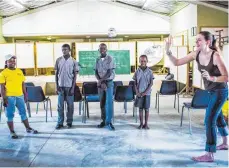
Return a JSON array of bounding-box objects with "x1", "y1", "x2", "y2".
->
[
  {"x1": 192, "y1": 154, "x2": 214, "y2": 162},
  {"x1": 216, "y1": 144, "x2": 228, "y2": 150}
]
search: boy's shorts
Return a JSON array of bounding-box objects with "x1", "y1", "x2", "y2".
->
[
  {"x1": 5, "y1": 95, "x2": 27, "y2": 122},
  {"x1": 137, "y1": 95, "x2": 151, "y2": 110}
]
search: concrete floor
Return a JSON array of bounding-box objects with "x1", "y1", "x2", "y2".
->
[{"x1": 0, "y1": 93, "x2": 228, "y2": 167}]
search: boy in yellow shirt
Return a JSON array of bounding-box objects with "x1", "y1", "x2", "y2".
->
[{"x1": 0, "y1": 54, "x2": 38, "y2": 139}]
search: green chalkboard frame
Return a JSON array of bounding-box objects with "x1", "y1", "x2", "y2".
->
[{"x1": 79, "y1": 50, "x2": 130, "y2": 75}]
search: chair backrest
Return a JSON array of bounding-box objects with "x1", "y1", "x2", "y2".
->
[
  {"x1": 113, "y1": 81, "x2": 123, "y2": 95},
  {"x1": 114, "y1": 86, "x2": 134, "y2": 102},
  {"x1": 27, "y1": 86, "x2": 46, "y2": 102},
  {"x1": 159, "y1": 80, "x2": 177, "y2": 95},
  {"x1": 129, "y1": 81, "x2": 134, "y2": 86},
  {"x1": 128, "y1": 80, "x2": 136, "y2": 95},
  {"x1": 74, "y1": 85, "x2": 82, "y2": 102},
  {"x1": 25, "y1": 82, "x2": 35, "y2": 87},
  {"x1": 82, "y1": 82, "x2": 98, "y2": 95},
  {"x1": 191, "y1": 89, "x2": 211, "y2": 108}
]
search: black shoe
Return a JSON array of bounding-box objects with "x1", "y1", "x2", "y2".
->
[
  {"x1": 138, "y1": 124, "x2": 143, "y2": 129},
  {"x1": 10, "y1": 131, "x2": 18, "y2": 139},
  {"x1": 67, "y1": 124, "x2": 72, "y2": 129},
  {"x1": 26, "y1": 127, "x2": 38, "y2": 134},
  {"x1": 108, "y1": 123, "x2": 115, "y2": 131},
  {"x1": 55, "y1": 124, "x2": 64, "y2": 130},
  {"x1": 97, "y1": 122, "x2": 106, "y2": 128}
]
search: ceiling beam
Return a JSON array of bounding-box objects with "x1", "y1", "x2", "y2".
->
[
  {"x1": 15, "y1": 0, "x2": 29, "y2": 10},
  {"x1": 185, "y1": 1, "x2": 228, "y2": 13},
  {"x1": 142, "y1": 0, "x2": 148, "y2": 9},
  {"x1": 102, "y1": 0, "x2": 170, "y2": 21}
]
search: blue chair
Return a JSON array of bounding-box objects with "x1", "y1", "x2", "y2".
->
[
  {"x1": 180, "y1": 89, "x2": 211, "y2": 134},
  {"x1": 82, "y1": 82, "x2": 100, "y2": 123},
  {"x1": 129, "y1": 80, "x2": 136, "y2": 95},
  {"x1": 26, "y1": 86, "x2": 52, "y2": 122},
  {"x1": 113, "y1": 81, "x2": 123, "y2": 95},
  {"x1": 114, "y1": 86, "x2": 136, "y2": 122},
  {"x1": 64, "y1": 85, "x2": 84, "y2": 116},
  {"x1": 74, "y1": 85, "x2": 83, "y2": 116},
  {"x1": 155, "y1": 80, "x2": 179, "y2": 113},
  {"x1": 25, "y1": 82, "x2": 46, "y2": 115},
  {"x1": 25, "y1": 82, "x2": 35, "y2": 87},
  {"x1": 129, "y1": 80, "x2": 138, "y2": 118}
]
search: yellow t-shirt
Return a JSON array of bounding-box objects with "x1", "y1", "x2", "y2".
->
[{"x1": 0, "y1": 68, "x2": 25, "y2": 96}]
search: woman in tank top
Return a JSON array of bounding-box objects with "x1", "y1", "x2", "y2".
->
[{"x1": 165, "y1": 31, "x2": 228, "y2": 162}]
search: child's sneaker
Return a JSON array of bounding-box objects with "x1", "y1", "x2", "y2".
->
[{"x1": 26, "y1": 128, "x2": 38, "y2": 134}]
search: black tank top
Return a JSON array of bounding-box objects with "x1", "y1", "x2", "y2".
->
[{"x1": 196, "y1": 51, "x2": 228, "y2": 91}]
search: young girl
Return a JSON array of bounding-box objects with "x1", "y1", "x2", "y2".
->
[
  {"x1": 0, "y1": 54, "x2": 38, "y2": 139},
  {"x1": 133, "y1": 55, "x2": 154, "y2": 129},
  {"x1": 165, "y1": 31, "x2": 228, "y2": 162}
]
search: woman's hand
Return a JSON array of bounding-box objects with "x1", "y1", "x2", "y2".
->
[
  {"x1": 165, "y1": 35, "x2": 172, "y2": 53},
  {"x1": 201, "y1": 69, "x2": 216, "y2": 82}
]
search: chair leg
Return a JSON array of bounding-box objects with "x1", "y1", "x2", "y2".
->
[
  {"x1": 177, "y1": 94, "x2": 180, "y2": 113},
  {"x1": 124, "y1": 101, "x2": 127, "y2": 113},
  {"x1": 85, "y1": 101, "x2": 87, "y2": 123},
  {"x1": 83, "y1": 101, "x2": 85, "y2": 123},
  {"x1": 174, "y1": 94, "x2": 176, "y2": 108},
  {"x1": 36, "y1": 103, "x2": 39, "y2": 114},
  {"x1": 49, "y1": 99, "x2": 52, "y2": 117},
  {"x1": 157, "y1": 94, "x2": 159, "y2": 114},
  {"x1": 180, "y1": 106, "x2": 185, "y2": 127},
  {"x1": 0, "y1": 101, "x2": 2, "y2": 122},
  {"x1": 188, "y1": 108, "x2": 192, "y2": 134},
  {"x1": 155, "y1": 93, "x2": 157, "y2": 109},
  {"x1": 135, "y1": 107, "x2": 138, "y2": 123},
  {"x1": 133, "y1": 104, "x2": 135, "y2": 117},
  {"x1": 112, "y1": 102, "x2": 114, "y2": 124},
  {"x1": 86, "y1": 102, "x2": 89, "y2": 118},
  {"x1": 45, "y1": 101, "x2": 48, "y2": 122},
  {"x1": 27, "y1": 102, "x2": 31, "y2": 117},
  {"x1": 82, "y1": 101, "x2": 85, "y2": 123},
  {"x1": 79, "y1": 101, "x2": 82, "y2": 115}
]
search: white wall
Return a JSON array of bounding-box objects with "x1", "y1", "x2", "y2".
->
[
  {"x1": 3, "y1": 0, "x2": 170, "y2": 37},
  {"x1": 170, "y1": 4, "x2": 197, "y2": 36},
  {"x1": 171, "y1": 4, "x2": 197, "y2": 51}
]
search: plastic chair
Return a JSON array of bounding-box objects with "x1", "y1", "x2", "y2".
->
[
  {"x1": 26, "y1": 86, "x2": 52, "y2": 122},
  {"x1": 180, "y1": 89, "x2": 211, "y2": 134}
]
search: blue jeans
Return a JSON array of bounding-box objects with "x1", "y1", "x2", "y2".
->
[
  {"x1": 99, "y1": 81, "x2": 114, "y2": 124},
  {"x1": 57, "y1": 87, "x2": 74, "y2": 125},
  {"x1": 205, "y1": 88, "x2": 228, "y2": 152},
  {"x1": 6, "y1": 95, "x2": 28, "y2": 122}
]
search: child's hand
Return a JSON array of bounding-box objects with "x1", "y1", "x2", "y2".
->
[
  {"x1": 141, "y1": 92, "x2": 146, "y2": 97},
  {"x1": 137, "y1": 92, "x2": 142, "y2": 97}
]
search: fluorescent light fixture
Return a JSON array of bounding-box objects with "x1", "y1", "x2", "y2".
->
[{"x1": 124, "y1": 36, "x2": 129, "y2": 38}]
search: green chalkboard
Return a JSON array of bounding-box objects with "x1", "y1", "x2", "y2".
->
[{"x1": 79, "y1": 50, "x2": 130, "y2": 75}]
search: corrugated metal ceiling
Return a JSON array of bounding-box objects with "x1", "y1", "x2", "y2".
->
[{"x1": 0, "y1": 0, "x2": 227, "y2": 17}]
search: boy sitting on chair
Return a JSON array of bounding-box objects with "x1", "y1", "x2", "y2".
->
[{"x1": 133, "y1": 55, "x2": 154, "y2": 129}]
